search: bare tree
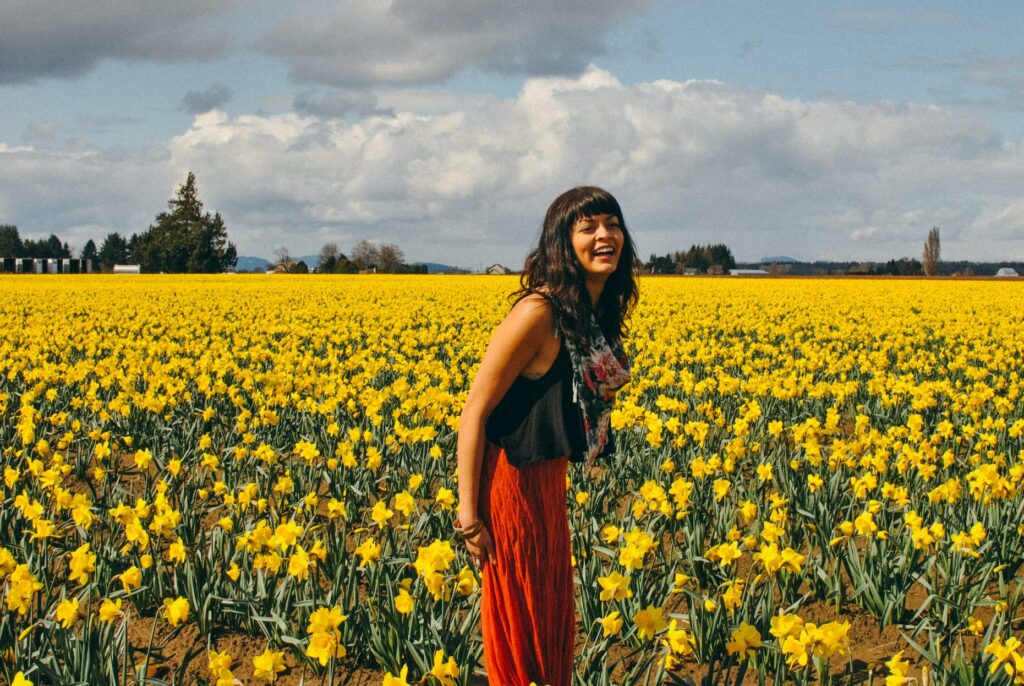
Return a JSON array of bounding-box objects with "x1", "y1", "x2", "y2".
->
[
  {"x1": 351, "y1": 240, "x2": 380, "y2": 272},
  {"x1": 377, "y1": 243, "x2": 405, "y2": 273},
  {"x1": 273, "y1": 246, "x2": 296, "y2": 272},
  {"x1": 923, "y1": 226, "x2": 940, "y2": 276}
]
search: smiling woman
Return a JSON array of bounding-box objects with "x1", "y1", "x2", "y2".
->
[{"x1": 456, "y1": 186, "x2": 641, "y2": 685}]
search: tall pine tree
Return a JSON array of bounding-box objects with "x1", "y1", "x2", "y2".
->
[
  {"x1": 81, "y1": 239, "x2": 98, "y2": 268},
  {"x1": 135, "y1": 172, "x2": 237, "y2": 273},
  {"x1": 98, "y1": 232, "x2": 129, "y2": 270},
  {"x1": 0, "y1": 225, "x2": 21, "y2": 256}
]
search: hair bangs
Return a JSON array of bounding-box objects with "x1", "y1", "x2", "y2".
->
[{"x1": 568, "y1": 188, "x2": 623, "y2": 225}]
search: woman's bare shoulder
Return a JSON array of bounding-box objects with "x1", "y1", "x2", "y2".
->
[{"x1": 507, "y1": 292, "x2": 555, "y2": 328}]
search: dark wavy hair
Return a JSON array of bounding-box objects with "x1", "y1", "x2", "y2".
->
[{"x1": 512, "y1": 186, "x2": 640, "y2": 346}]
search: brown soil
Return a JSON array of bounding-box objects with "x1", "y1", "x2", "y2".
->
[
  {"x1": 121, "y1": 602, "x2": 489, "y2": 685},
  {"x1": 82, "y1": 449, "x2": 967, "y2": 684},
  {"x1": 120, "y1": 592, "x2": 931, "y2": 686}
]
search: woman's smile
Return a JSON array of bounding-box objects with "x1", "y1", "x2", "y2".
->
[{"x1": 572, "y1": 213, "x2": 623, "y2": 277}]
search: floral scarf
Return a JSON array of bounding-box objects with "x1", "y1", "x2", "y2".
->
[{"x1": 561, "y1": 313, "x2": 631, "y2": 464}]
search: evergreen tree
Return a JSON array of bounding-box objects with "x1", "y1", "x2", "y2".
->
[
  {"x1": 333, "y1": 256, "x2": 357, "y2": 273},
  {"x1": 317, "y1": 243, "x2": 341, "y2": 273},
  {"x1": 683, "y1": 244, "x2": 710, "y2": 272},
  {"x1": 98, "y1": 233, "x2": 130, "y2": 270},
  {"x1": 707, "y1": 243, "x2": 736, "y2": 270},
  {"x1": 19, "y1": 237, "x2": 41, "y2": 258},
  {"x1": 644, "y1": 253, "x2": 675, "y2": 274},
  {"x1": 81, "y1": 239, "x2": 98, "y2": 267},
  {"x1": 0, "y1": 225, "x2": 21, "y2": 256},
  {"x1": 135, "y1": 172, "x2": 237, "y2": 273},
  {"x1": 44, "y1": 234, "x2": 68, "y2": 257}
]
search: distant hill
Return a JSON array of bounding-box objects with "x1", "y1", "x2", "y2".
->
[
  {"x1": 235, "y1": 256, "x2": 270, "y2": 272},
  {"x1": 423, "y1": 262, "x2": 455, "y2": 274},
  {"x1": 759, "y1": 256, "x2": 798, "y2": 264}
]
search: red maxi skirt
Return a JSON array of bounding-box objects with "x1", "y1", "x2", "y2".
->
[{"x1": 479, "y1": 441, "x2": 575, "y2": 686}]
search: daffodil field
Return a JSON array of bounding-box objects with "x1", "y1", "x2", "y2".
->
[{"x1": 2, "y1": 275, "x2": 1023, "y2": 685}]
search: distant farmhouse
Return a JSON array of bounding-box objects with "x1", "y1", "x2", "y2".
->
[
  {"x1": 486, "y1": 263, "x2": 512, "y2": 275},
  {"x1": 112, "y1": 264, "x2": 141, "y2": 274}
]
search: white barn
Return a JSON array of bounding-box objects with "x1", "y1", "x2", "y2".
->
[{"x1": 113, "y1": 264, "x2": 142, "y2": 274}]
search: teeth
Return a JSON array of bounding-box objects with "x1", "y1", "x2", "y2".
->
[{"x1": 594, "y1": 248, "x2": 614, "y2": 255}]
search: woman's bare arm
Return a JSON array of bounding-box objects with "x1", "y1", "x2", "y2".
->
[{"x1": 457, "y1": 294, "x2": 555, "y2": 562}]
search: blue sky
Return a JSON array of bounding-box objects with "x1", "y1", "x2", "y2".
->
[{"x1": 2, "y1": 1, "x2": 1023, "y2": 267}]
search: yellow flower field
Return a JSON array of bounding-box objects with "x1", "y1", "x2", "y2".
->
[{"x1": 1, "y1": 274, "x2": 1022, "y2": 685}]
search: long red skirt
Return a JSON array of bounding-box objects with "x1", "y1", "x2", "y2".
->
[{"x1": 479, "y1": 441, "x2": 575, "y2": 686}]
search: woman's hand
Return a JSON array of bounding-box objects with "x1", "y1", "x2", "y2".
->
[{"x1": 463, "y1": 520, "x2": 496, "y2": 568}]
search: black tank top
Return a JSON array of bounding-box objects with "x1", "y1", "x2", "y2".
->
[{"x1": 484, "y1": 341, "x2": 613, "y2": 468}]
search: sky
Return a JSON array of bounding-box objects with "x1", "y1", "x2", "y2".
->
[{"x1": 1, "y1": 1, "x2": 1023, "y2": 269}]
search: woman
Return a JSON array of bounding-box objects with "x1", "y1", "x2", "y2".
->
[{"x1": 455, "y1": 186, "x2": 640, "y2": 686}]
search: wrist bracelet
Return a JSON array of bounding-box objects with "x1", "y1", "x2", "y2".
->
[{"x1": 454, "y1": 518, "x2": 484, "y2": 538}]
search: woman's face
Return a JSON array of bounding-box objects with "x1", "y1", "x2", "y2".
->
[{"x1": 570, "y1": 213, "x2": 624, "y2": 279}]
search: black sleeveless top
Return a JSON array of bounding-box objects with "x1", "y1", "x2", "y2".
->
[{"x1": 484, "y1": 341, "x2": 614, "y2": 468}]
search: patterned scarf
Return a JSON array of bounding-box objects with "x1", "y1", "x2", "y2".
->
[{"x1": 561, "y1": 312, "x2": 632, "y2": 464}]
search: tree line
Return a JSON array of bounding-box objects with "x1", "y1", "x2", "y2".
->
[
  {"x1": 5, "y1": 170, "x2": 424, "y2": 275},
  {"x1": 270, "y1": 241, "x2": 426, "y2": 274},
  {"x1": 645, "y1": 243, "x2": 737, "y2": 274},
  {"x1": 2, "y1": 172, "x2": 237, "y2": 273},
  {"x1": 0, "y1": 226, "x2": 73, "y2": 260}
]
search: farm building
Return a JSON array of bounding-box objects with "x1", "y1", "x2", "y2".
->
[
  {"x1": 1, "y1": 257, "x2": 93, "y2": 274},
  {"x1": 112, "y1": 264, "x2": 142, "y2": 274},
  {"x1": 995, "y1": 267, "x2": 1019, "y2": 277},
  {"x1": 486, "y1": 263, "x2": 511, "y2": 275},
  {"x1": 729, "y1": 269, "x2": 770, "y2": 276}
]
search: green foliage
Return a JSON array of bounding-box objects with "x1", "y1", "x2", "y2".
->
[
  {"x1": 646, "y1": 244, "x2": 736, "y2": 274},
  {"x1": 0, "y1": 226, "x2": 72, "y2": 259},
  {"x1": 133, "y1": 172, "x2": 238, "y2": 273},
  {"x1": 81, "y1": 239, "x2": 98, "y2": 269},
  {"x1": 98, "y1": 232, "x2": 130, "y2": 270},
  {"x1": 0, "y1": 225, "x2": 23, "y2": 256}
]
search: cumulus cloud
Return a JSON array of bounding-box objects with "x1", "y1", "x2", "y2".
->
[
  {"x1": 259, "y1": 0, "x2": 653, "y2": 86},
  {"x1": 967, "y1": 198, "x2": 1024, "y2": 240},
  {"x1": 0, "y1": 142, "x2": 176, "y2": 251},
  {"x1": 182, "y1": 83, "x2": 234, "y2": 115},
  {"x1": 0, "y1": 1, "x2": 236, "y2": 84},
  {"x1": 3, "y1": 67, "x2": 1023, "y2": 266}
]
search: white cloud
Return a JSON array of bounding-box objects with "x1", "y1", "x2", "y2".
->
[
  {"x1": 3, "y1": 67, "x2": 1024, "y2": 267},
  {"x1": 0, "y1": 143, "x2": 175, "y2": 252},
  {"x1": 968, "y1": 198, "x2": 1024, "y2": 240}
]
